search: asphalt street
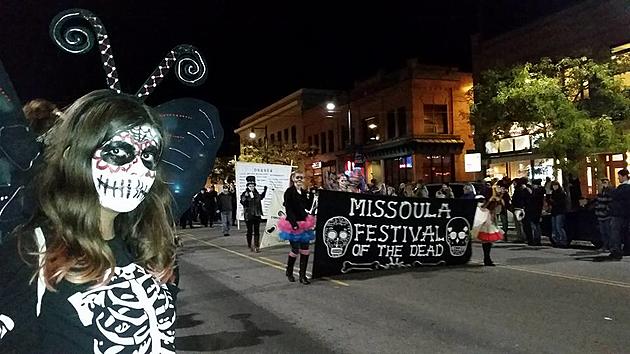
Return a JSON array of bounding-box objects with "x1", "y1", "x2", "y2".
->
[{"x1": 175, "y1": 225, "x2": 630, "y2": 354}]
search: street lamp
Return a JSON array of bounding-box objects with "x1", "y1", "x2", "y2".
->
[
  {"x1": 248, "y1": 126, "x2": 268, "y2": 151},
  {"x1": 326, "y1": 98, "x2": 352, "y2": 147}
]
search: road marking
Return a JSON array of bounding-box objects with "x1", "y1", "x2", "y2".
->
[
  {"x1": 471, "y1": 261, "x2": 630, "y2": 289},
  {"x1": 181, "y1": 234, "x2": 349, "y2": 287}
]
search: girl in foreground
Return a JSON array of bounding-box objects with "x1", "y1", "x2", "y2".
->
[{"x1": 0, "y1": 90, "x2": 178, "y2": 353}]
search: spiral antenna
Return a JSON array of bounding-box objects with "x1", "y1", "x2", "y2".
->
[
  {"x1": 135, "y1": 44, "x2": 208, "y2": 101},
  {"x1": 50, "y1": 9, "x2": 121, "y2": 93}
]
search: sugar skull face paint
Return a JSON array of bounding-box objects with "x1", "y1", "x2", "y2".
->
[{"x1": 92, "y1": 124, "x2": 161, "y2": 213}]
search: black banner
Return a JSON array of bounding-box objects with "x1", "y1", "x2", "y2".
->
[{"x1": 313, "y1": 190, "x2": 477, "y2": 278}]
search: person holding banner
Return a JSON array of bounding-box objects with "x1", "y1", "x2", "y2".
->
[
  {"x1": 278, "y1": 171, "x2": 316, "y2": 284},
  {"x1": 240, "y1": 176, "x2": 267, "y2": 252},
  {"x1": 472, "y1": 186, "x2": 505, "y2": 266}
]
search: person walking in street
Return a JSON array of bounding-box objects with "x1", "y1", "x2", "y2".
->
[
  {"x1": 594, "y1": 178, "x2": 613, "y2": 252},
  {"x1": 498, "y1": 180, "x2": 511, "y2": 240},
  {"x1": 549, "y1": 181, "x2": 569, "y2": 248},
  {"x1": 240, "y1": 176, "x2": 267, "y2": 252},
  {"x1": 217, "y1": 185, "x2": 233, "y2": 236},
  {"x1": 512, "y1": 178, "x2": 531, "y2": 243},
  {"x1": 472, "y1": 187, "x2": 504, "y2": 266},
  {"x1": 278, "y1": 171, "x2": 316, "y2": 284},
  {"x1": 204, "y1": 185, "x2": 218, "y2": 227},
  {"x1": 194, "y1": 188, "x2": 208, "y2": 227},
  {"x1": 525, "y1": 179, "x2": 545, "y2": 246},
  {"x1": 605, "y1": 169, "x2": 630, "y2": 260}
]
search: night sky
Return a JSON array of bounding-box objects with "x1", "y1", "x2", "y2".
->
[{"x1": 0, "y1": 0, "x2": 579, "y2": 155}]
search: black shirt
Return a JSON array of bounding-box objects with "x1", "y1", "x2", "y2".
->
[{"x1": 1, "y1": 231, "x2": 178, "y2": 353}]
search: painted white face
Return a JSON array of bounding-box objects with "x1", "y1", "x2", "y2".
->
[{"x1": 91, "y1": 124, "x2": 161, "y2": 213}]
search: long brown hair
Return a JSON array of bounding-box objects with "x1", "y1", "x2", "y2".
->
[{"x1": 19, "y1": 90, "x2": 176, "y2": 289}]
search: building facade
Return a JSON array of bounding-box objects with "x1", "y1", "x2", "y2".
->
[{"x1": 472, "y1": 0, "x2": 630, "y2": 194}]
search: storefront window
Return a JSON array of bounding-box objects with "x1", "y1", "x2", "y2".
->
[
  {"x1": 508, "y1": 161, "x2": 531, "y2": 179},
  {"x1": 532, "y1": 159, "x2": 555, "y2": 182},
  {"x1": 384, "y1": 156, "x2": 413, "y2": 186},
  {"x1": 487, "y1": 163, "x2": 507, "y2": 180},
  {"x1": 421, "y1": 155, "x2": 452, "y2": 184}
]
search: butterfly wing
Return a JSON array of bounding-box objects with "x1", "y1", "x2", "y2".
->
[
  {"x1": 155, "y1": 98, "x2": 223, "y2": 218},
  {"x1": 0, "y1": 60, "x2": 41, "y2": 240}
]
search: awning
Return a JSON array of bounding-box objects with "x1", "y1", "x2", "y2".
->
[{"x1": 362, "y1": 135, "x2": 465, "y2": 160}]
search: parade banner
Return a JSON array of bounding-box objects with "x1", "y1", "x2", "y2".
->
[
  {"x1": 313, "y1": 190, "x2": 477, "y2": 278},
  {"x1": 260, "y1": 190, "x2": 289, "y2": 249},
  {"x1": 235, "y1": 162, "x2": 292, "y2": 221}
]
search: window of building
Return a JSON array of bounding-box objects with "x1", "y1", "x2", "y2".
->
[
  {"x1": 423, "y1": 104, "x2": 448, "y2": 134},
  {"x1": 363, "y1": 116, "x2": 380, "y2": 142},
  {"x1": 308, "y1": 136, "x2": 313, "y2": 147},
  {"x1": 291, "y1": 125, "x2": 297, "y2": 143},
  {"x1": 341, "y1": 127, "x2": 349, "y2": 147},
  {"x1": 421, "y1": 155, "x2": 452, "y2": 184},
  {"x1": 387, "y1": 110, "x2": 396, "y2": 139},
  {"x1": 328, "y1": 130, "x2": 334, "y2": 152},
  {"x1": 277, "y1": 131, "x2": 282, "y2": 143},
  {"x1": 320, "y1": 132, "x2": 327, "y2": 154},
  {"x1": 270, "y1": 133, "x2": 275, "y2": 144},
  {"x1": 383, "y1": 155, "x2": 413, "y2": 187},
  {"x1": 284, "y1": 128, "x2": 289, "y2": 142},
  {"x1": 314, "y1": 134, "x2": 320, "y2": 148},
  {"x1": 397, "y1": 107, "x2": 407, "y2": 136}
]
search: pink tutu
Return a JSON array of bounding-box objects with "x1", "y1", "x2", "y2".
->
[{"x1": 277, "y1": 215, "x2": 316, "y2": 234}]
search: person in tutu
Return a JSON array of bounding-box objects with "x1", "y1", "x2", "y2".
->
[
  {"x1": 278, "y1": 171, "x2": 316, "y2": 284},
  {"x1": 472, "y1": 185, "x2": 505, "y2": 266}
]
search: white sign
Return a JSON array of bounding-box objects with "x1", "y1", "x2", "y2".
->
[
  {"x1": 235, "y1": 162, "x2": 292, "y2": 220},
  {"x1": 312, "y1": 161, "x2": 322, "y2": 169},
  {"x1": 464, "y1": 153, "x2": 482, "y2": 173},
  {"x1": 260, "y1": 190, "x2": 289, "y2": 249}
]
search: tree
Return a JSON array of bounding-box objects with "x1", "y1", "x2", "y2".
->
[
  {"x1": 210, "y1": 157, "x2": 236, "y2": 184},
  {"x1": 238, "y1": 141, "x2": 316, "y2": 170},
  {"x1": 470, "y1": 56, "x2": 630, "y2": 176}
]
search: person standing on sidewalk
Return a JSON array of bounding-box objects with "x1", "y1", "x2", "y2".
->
[
  {"x1": 204, "y1": 185, "x2": 218, "y2": 227},
  {"x1": 240, "y1": 176, "x2": 267, "y2": 252},
  {"x1": 594, "y1": 178, "x2": 613, "y2": 252},
  {"x1": 606, "y1": 169, "x2": 630, "y2": 260},
  {"x1": 278, "y1": 171, "x2": 316, "y2": 284},
  {"x1": 525, "y1": 179, "x2": 545, "y2": 246},
  {"x1": 217, "y1": 185, "x2": 233, "y2": 236},
  {"x1": 549, "y1": 181, "x2": 569, "y2": 248}
]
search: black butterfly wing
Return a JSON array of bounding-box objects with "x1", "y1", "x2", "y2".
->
[
  {"x1": 0, "y1": 60, "x2": 41, "y2": 240},
  {"x1": 155, "y1": 98, "x2": 224, "y2": 218}
]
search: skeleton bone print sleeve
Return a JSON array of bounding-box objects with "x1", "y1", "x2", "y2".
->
[{"x1": 0, "y1": 234, "x2": 41, "y2": 353}]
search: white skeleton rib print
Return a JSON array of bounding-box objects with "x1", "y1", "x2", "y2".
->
[
  {"x1": 0, "y1": 314, "x2": 15, "y2": 340},
  {"x1": 67, "y1": 263, "x2": 176, "y2": 354}
]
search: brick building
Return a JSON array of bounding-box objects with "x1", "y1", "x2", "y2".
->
[
  {"x1": 233, "y1": 88, "x2": 337, "y2": 158},
  {"x1": 472, "y1": 0, "x2": 630, "y2": 193},
  {"x1": 235, "y1": 61, "x2": 477, "y2": 189}
]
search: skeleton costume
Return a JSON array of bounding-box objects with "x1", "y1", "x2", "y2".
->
[
  {"x1": 2, "y1": 8, "x2": 224, "y2": 353},
  {"x1": 278, "y1": 176, "x2": 316, "y2": 284}
]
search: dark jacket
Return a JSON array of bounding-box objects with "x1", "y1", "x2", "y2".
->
[
  {"x1": 609, "y1": 183, "x2": 630, "y2": 217},
  {"x1": 203, "y1": 190, "x2": 217, "y2": 209},
  {"x1": 461, "y1": 192, "x2": 476, "y2": 199},
  {"x1": 512, "y1": 185, "x2": 531, "y2": 209},
  {"x1": 594, "y1": 188, "x2": 612, "y2": 219},
  {"x1": 217, "y1": 193, "x2": 232, "y2": 212},
  {"x1": 549, "y1": 188, "x2": 568, "y2": 216},
  {"x1": 240, "y1": 187, "x2": 267, "y2": 220},
  {"x1": 283, "y1": 186, "x2": 311, "y2": 228},
  {"x1": 525, "y1": 185, "x2": 545, "y2": 221}
]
